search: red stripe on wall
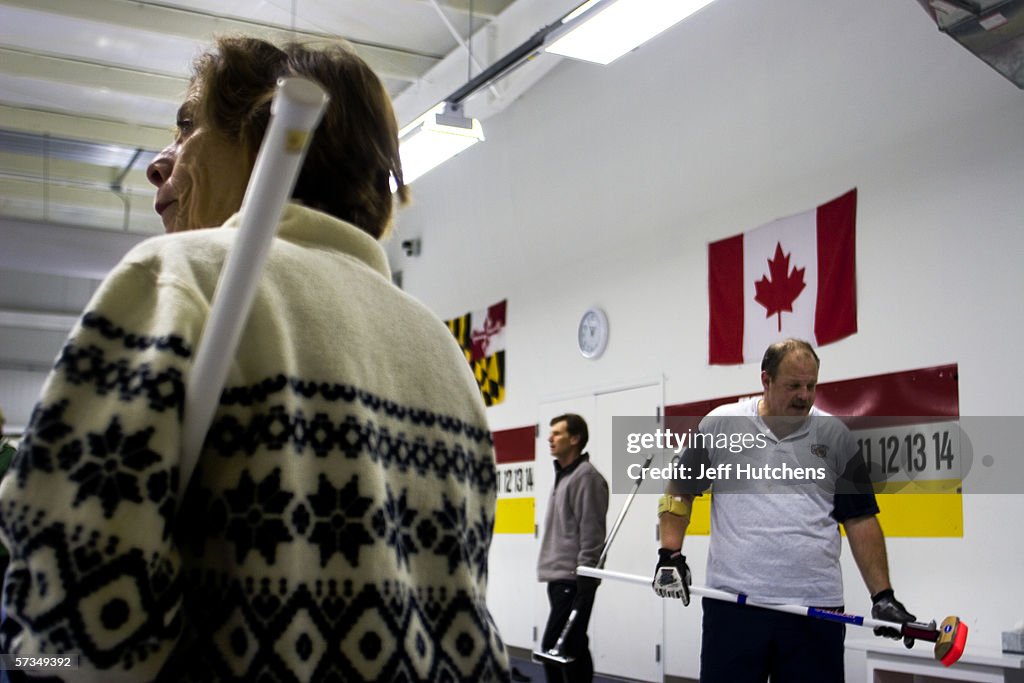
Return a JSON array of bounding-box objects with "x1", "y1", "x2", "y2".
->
[
  {"x1": 708, "y1": 233, "x2": 745, "y2": 364},
  {"x1": 814, "y1": 188, "x2": 858, "y2": 345},
  {"x1": 493, "y1": 425, "x2": 535, "y2": 464},
  {"x1": 814, "y1": 364, "x2": 958, "y2": 419},
  {"x1": 666, "y1": 364, "x2": 958, "y2": 421}
]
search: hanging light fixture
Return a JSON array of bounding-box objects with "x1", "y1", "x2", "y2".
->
[
  {"x1": 398, "y1": 0, "x2": 717, "y2": 183},
  {"x1": 546, "y1": 0, "x2": 718, "y2": 65},
  {"x1": 398, "y1": 102, "x2": 485, "y2": 185}
]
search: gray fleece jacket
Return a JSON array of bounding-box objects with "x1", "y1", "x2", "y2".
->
[{"x1": 537, "y1": 453, "x2": 609, "y2": 582}]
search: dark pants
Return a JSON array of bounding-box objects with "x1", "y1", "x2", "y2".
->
[
  {"x1": 700, "y1": 598, "x2": 846, "y2": 683},
  {"x1": 541, "y1": 580, "x2": 597, "y2": 683}
]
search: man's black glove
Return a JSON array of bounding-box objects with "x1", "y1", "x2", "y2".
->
[
  {"x1": 652, "y1": 548, "x2": 691, "y2": 606},
  {"x1": 871, "y1": 589, "x2": 916, "y2": 649}
]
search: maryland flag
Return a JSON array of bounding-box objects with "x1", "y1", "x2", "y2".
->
[{"x1": 446, "y1": 299, "x2": 506, "y2": 406}]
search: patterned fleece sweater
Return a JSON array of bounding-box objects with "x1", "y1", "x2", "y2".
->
[{"x1": 0, "y1": 204, "x2": 509, "y2": 682}]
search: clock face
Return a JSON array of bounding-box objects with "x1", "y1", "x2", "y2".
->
[{"x1": 578, "y1": 308, "x2": 609, "y2": 359}]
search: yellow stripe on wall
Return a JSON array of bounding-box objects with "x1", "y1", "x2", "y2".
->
[
  {"x1": 874, "y1": 492, "x2": 963, "y2": 537},
  {"x1": 687, "y1": 496, "x2": 712, "y2": 535},
  {"x1": 684, "y1": 490, "x2": 962, "y2": 538},
  {"x1": 495, "y1": 497, "x2": 535, "y2": 534}
]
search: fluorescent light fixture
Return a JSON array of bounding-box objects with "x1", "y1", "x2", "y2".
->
[
  {"x1": 546, "y1": 0, "x2": 717, "y2": 65},
  {"x1": 398, "y1": 103, "x2": 485, "y2": 184}
]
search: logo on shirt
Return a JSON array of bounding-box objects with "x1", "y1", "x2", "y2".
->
[{"x1": 810, "y1": 444, "x2": 829, "y2": 458}]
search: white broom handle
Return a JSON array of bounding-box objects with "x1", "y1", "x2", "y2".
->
[
  {"x1": 178, "y1": 77, "x2": 328, "y2": 504},
  {"x1": 576, "y1": 566, "x2": 911, "y2": 632}
]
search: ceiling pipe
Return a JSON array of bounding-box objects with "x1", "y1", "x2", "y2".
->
[
  {"x1": 110, "y1": 147, "x2": 144, "y2": 193},
  {"x1": 443, "y1": 0, "x2": 615, "y2": 106}
]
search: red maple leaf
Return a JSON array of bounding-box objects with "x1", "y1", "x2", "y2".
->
[{"x1": 754, "y1": 242, "x2": 806, "y2": 331}]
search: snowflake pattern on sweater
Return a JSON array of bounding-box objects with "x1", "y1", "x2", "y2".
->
[{"x1": 0, "y1": 205, "x2": 509, "y2": 682}]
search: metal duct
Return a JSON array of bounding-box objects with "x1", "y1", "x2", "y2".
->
[{"x1": 916, "y1": 0, "x2": 1024, "y2": 88}]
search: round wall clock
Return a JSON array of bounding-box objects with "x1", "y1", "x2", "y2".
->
[{"x1": 577, "y1": 307, "x2": 609, "y2": 359}]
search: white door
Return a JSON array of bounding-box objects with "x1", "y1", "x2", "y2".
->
[{"x1": 589, "y1": 383, "x2": 664, "y2": 682}]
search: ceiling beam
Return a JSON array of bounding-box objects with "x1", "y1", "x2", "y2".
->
[
  {"x1": 0, "y1": 0, "x2": 439, "y2": 83},
  {"x1": 0, "y1": 359, "x2": 55, "y2": 373},
  {"x1": 0, "y1": 178, "x2": 158, "y2": 236},
  {"x1": 0, "y1": 202, "x2": 162, "y2": 236},
  {"x1": 0, "y1": 177, "x2": 150, "y2": 205},
  {"x1": 0, "y1": 215, "x2": 151, "y2": 278},
  {"x1": 0, "y1": 105, "x2": 171, "y2": 150},
  {"x1": 0, "y1": 308, "x2": 79, "y2": 332},
  {"x1": 0, "y1": 46, "x2": 187, "y2": 100},
  {"x1": 0, "y1": 151, "x2": 151, "y2": 187},
  {"x1": 416, "y1": 0, "x2": 507, "y2": 19}
]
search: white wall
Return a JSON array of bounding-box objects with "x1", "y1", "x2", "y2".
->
[
  {"x1": 0, "y1": 268, "x2": 98, "y2": 429},
  {"x1": 387, "y1": 0, "x2": 1024, "y2": 679},
  {"x1": 0, "y1": 370, "x2": 46, "y2": 432}
]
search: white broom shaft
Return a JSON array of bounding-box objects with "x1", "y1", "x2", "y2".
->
[
  {"x1": 179, "y1": 77, "x2": 328, "y2": 503},
  {"x1": 576, "y1": 566, "x2": 913, "y2": 633}
]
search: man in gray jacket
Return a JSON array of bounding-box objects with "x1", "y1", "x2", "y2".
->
[{"x1": 537, "y1": 413, "x2": 609, "y2": 682}]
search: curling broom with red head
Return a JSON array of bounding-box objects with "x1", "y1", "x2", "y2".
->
[{"x1": 578, "y1": 566, "x2": 969, "y2": 666}]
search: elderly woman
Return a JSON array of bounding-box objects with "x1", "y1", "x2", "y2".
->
[{"x1": 0, "y1": 37, "x2": 508, "y2": 682}]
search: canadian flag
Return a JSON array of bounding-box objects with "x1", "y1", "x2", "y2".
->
[{"x1": 708, "y1": 189, "x2": 857, "y2": 364}]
